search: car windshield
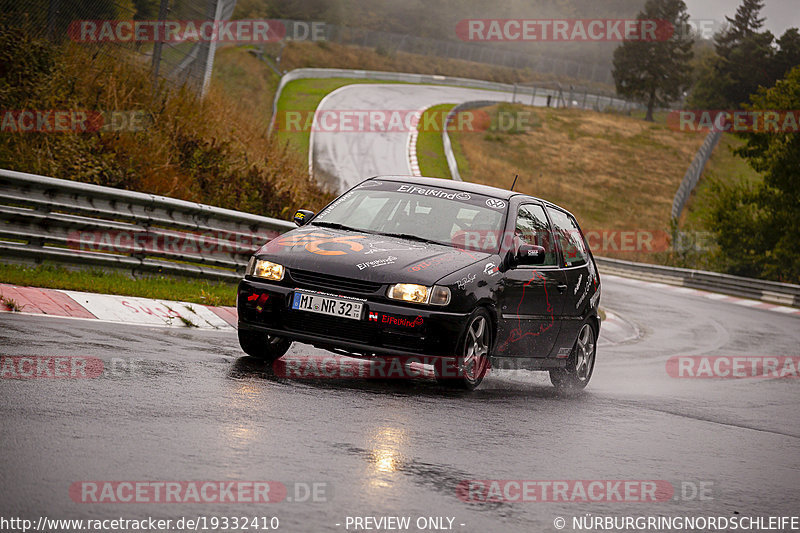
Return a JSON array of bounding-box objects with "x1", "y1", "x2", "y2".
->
[{"x1": 311, "y1": 181, "x2": 508, "y2": 252}]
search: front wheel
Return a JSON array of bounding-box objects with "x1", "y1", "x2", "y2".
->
[
  {"x1": 435, "y1": 309, "x2": 492, "y2": 390},
  {"x1": 238, "y1": 329, "x2": 292, "y2": 362},
  {"x1": 550, "y1": 322, "x2": 596, "y2": 391}
]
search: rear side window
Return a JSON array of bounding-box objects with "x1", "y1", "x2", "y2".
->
[
  {"x1": 515, "y1": 204, "x2": 558, "y2": 266},
  {"x1": 546, "y1": 207, "x2": 588, "y2": 267}
]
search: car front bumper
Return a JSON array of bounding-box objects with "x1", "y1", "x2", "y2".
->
[{"x1": 237, "y1": 278, "x2": 469, "y2": 359}]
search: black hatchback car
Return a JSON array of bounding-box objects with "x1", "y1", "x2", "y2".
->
[{"x1": 237, "y1": 176, "x2": 600, "y2": 390}]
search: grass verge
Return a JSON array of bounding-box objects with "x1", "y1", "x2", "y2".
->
[
  {"x1": 451, "y1": 103, "x2": 709, "y2": 235},
  {"x1": 274, "y1": 77, "x2": 408, "y2": 158},
  {"x1": 211, "y1": 45, "x2": 280, "y2": 128},
  {"x1": 415, "y1": 104, "x2": 456, "y2": 179},
  {"x1": 0, "y1": 264, "x2": 237, "y2": 307},
  {"x1": 682, "y1": 133, "x2": 763, "y2": 229},
  {"x1": 441, "y1": 103, "x2": 762, "y2": 267}
]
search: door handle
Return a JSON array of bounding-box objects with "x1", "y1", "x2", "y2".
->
[{"x1": 557, "y1": 284, "x2": 568, "y2": 293}]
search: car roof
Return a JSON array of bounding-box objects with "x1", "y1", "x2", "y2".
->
[{"x1": 369, "y1": 175, "x2": 555, "y2": 207}]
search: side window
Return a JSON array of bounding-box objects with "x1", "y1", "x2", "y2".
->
[
  {"x1": 546, "y1": 207, "x2": 588, "y2": 267},
  {"x1": 515, "y1": 204, "x2": 557, "y2": 266}
]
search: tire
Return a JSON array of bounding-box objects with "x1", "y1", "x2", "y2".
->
[
  {"x1": 550, "y1": 322, "x2": 596, "y2": 391},
  {"x1": 238, "y1": 328, "x2": 292, "y2": 362},
  {"x1": 435, "y1": 308, "x2": 492, "y2": 390}
]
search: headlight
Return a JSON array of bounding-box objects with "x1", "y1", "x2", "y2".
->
[
  {"x1": 387, "y1": 283, "x2": 428, "y2": 303},
  {"x1": 387, "y1": 284, "x2": 450, "y2": 306},
  {"x1": 247, "y1": 258, "x2": 284, "y2": 281}
]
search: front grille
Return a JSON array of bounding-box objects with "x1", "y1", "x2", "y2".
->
[
  {"x1": 285, "y1": 312, "x2": 372, "y2": 344},
  {"x1": 289, "y1": 268, "x2": 384, "y2": 294}
]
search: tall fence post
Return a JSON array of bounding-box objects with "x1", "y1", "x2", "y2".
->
[
  {"x1": 151, "y1": 0, "x2": 169, "y2": 89},
  {"x1": 199, "y1": 0, "x2": 224, "y2": 98},
  {"x1": 46, "y1": 0, "x2": 59, "y2": 41}
]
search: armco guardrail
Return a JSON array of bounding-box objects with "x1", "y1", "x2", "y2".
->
[
  {"x1": 0, "y1": 169, "x2": 294, "y2": 281},
  {"x1": 596, "y1": 257, "x2": 800, "y2": 308},
  {"x1": 671, "y1": 129, "x2": 722, "y2": 222},
  {"x1": 2, "y1": 169, "x2": 797, "y2": 307}
]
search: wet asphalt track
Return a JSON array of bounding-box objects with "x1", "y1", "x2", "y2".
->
[
  {"x1": 2, "y1": 275, "x2": 799, "y2": 532},
  {"x1": 310, "y1": 84, "x2": 546, "y2": 191}
]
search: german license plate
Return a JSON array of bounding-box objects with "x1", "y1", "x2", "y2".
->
[{"x1": 291, "y1": 290, "x2": 364, "y2": 320}]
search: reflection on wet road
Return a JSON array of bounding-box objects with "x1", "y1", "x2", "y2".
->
[{"x1": 2, "y1": 276, "x2": 798, "y2": 532}]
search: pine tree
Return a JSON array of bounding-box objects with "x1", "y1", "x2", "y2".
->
[
  {"x1": 715, "y1": 0, "x2": 767, "y2": 55},
  {"x1": 688, "y1": 0, "x2": 776, "y2": 109}
]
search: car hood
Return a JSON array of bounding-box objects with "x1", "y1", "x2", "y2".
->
[{"x1": 255, "y1": 227, "x2": 491, "y2": 285}]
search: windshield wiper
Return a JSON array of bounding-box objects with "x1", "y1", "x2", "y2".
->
[
  {"x1": 375, "y1": 232, "x2": 447, "y2": 247},
  {"x1": 312, "y1": 224, "x2": 446, "y2": 246},
  {"x1": 311, "y1": 221, "x2": 362, "y2": 232}
]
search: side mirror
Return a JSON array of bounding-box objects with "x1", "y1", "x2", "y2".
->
[
  {"x1": 517, "y1": 243, "x2": 546, "y2": 265},
  {"x1": 293, "y1": 209, "x2": 315, "y2": 226}
]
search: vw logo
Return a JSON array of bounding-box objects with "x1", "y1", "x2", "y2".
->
[{"x1": 486, "y1": 198, "x2": 506, "y2": 209}]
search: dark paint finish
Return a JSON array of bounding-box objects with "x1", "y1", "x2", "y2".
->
[{"x1": 238, "y1": 176, "x2": 601, "y2": 370}]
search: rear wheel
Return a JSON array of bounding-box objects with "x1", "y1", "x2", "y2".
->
[
  {"x1": 238, "y1": 329, "x2": 292, "y2": 362},
  {"x1": 550, "y1": 322, "x2": 596, "y2": 391},
  {"x1": 435, "y1": 309, "x2": 492, "y2": 390}
]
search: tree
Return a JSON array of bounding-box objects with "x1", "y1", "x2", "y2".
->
[
  {"x1": 688, "y1": 0, "x2": 776, "y2": 109},
  {"x1": 773, "y1": 28, "x2": 800, "y2": 82},
  {"x1": 715, "y1": 0, "x2": 768, "y2": 54},
  {"x1": 612, "y1": 0, "x2": 694, "y2": 121},
  {"x1": 708, "y1": 66, "x2": 800, "y2": 283}
]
